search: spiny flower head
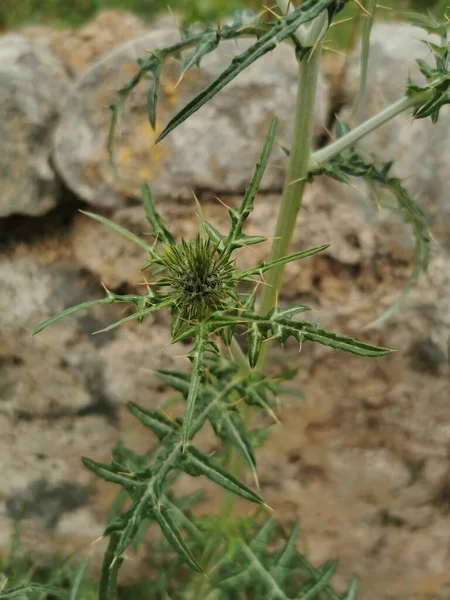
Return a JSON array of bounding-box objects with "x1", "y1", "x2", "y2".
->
[{"x1": 159, "y1": 234, "x2": 237, "y2": 322}]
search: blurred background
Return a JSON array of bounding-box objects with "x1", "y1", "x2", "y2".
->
[
  {"x1": 0, "y1": 0, "x2": 448, "y2": 32},
  {"x1": 1, "y1": 1, "x2": 449, "y2": 599}
]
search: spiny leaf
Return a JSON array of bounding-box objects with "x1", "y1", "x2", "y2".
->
[
  {"x1": 182, "y1": 325, "x2": 207, "y2": 450},
  {"x1": 184, "y1": 445, "x2": 264, "y2": 506},
  {"x1": 300, "y1": 560, "x2": 339, "y2": 599},
  {"x1": 351, "y1": 0, "x2": 377, "y2": 115},
  {"x1": 162, "y1": 495, "x2": 204, "y2": 543},
  {"x1": 142, "y1": 182, "x2": 175, "y2": 244},
  {"x1": 225, "y1": 117, "x2": 278, "y2": 253},
  {"x1": 99, "y1": 533, "x2": 123, "y2": 600},
  {"x1": 33, "y1": 298, "x2": 113, "y2": 335},
  {"x1": 128, "y1": 402, "x2": 180, "y2": 441},
  {"x1": 209, "y1": 404, "x2": 257, "y2": 483},
  {"x1": 93, "y1": 297, "x2": 174, "y2": 334},
  {"x1": 310, "y1": 126, "x2": 431, "y2": 328},
  {"x1": 248, "y1": 319, "x2": 265, "y2": 369},
  {"x1": 82, "y1": 457, "x2": 139, "y2": 492},
  {"x1": 80, "y1": 211, "x2": 155, "y2": 254},
  {"x1": 238, "y1": 244, "x2": 329, "y2": 280},
  {"x1": 69, "y1": 557, "x2": 89, "y2": 600},
  {"x1": 272, "y1": 519, "x2": 301, "y2": 586},
  {"x1": 301, "y1": 323, "x2": 391, "y2": 357},
  {"x1": 180, "y1": 35, "x2": 220, "y2": 79},
  {"x1": 153, "y1": 503, "x2": 203, "y2": 572},
  {"x1": 0, "y1": 585, "x2": 65, "y2": 599},
  {"x1": 155, "y1": 370, "x2": 191, "y2": 396},
  {"x1": 238, "y1": 543, "x2": 292, "y2": 600},
  {"x1": 343, "y1": 576, "x2": 360, "y2": 600},
  {"x1": 147, "y1": 58, "x2": 163, "y2": 130},
  {"x1": 155, "y1": 0, "x2": 339, "y2": 143}
]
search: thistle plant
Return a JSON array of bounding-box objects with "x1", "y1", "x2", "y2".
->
[{"x1": 25, "y1": 1, "x2": 450, "y2": 599}]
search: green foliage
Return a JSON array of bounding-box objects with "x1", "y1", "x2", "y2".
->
[
  {"x1": 406, "y1": 16, "x2": 450, "y2": 122},
  {"x1": 29, "y1": 2, "x2": 448, "y2": 598},
  {"x1": 310, "y1": 119, "x2": 431, "y2": 327}
]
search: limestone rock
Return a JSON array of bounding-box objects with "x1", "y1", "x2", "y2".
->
[
  {"x1": 22, "y1": 10, "x2": 149, "y2": 76},
  {"x1": 0, "y1": 35, "x2": 70, "y2": 217},
  {"x1": 53, "y1": 26, "x2": 329, "y2": 209}
]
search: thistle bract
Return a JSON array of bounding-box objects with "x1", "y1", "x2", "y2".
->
[{"x1": 159, "y1": 236, "x2": 237, "y2": 322}]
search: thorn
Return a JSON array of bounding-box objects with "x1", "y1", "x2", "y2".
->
[
  {"x1": 263, "y1": 502, "x2": 275, "y2": 513},
  {"x1": 100, "y1": 281, "x2": 111, "y2": 295},
  {"x1": 322, "y1": 125, "x2": 335, "y2": 141},
  {"x1": 167, "y1": 4, "x2": 181, "y2": 32},
  {"x1": 322, "y1": 45, "x2": 347, "y2": 58},
  {"x1": 262, "y1": 5, "x2": 282, "y2": 20},
  {"x1": 330, "y1": 16, "x2": 356, "y2": 28},
  {"x1": 110, "y1": 556, "x2": 118, "y2": 570},
  {"x1": 253, "y1": 470, "x2": 260, "y2": 491},
  {"x1": 288, "y1": 175, "x2": 307, "y2": 186},
  {"x1": 173, "y1": 75, "x2": 184, "y2": 89},
  {"x1": 214, "y1": 195, "x2": 234, "y2": 212},
  {"x1": 218, "y1": 51, "x2": 235, "y2": 61},
  {"x1": 351, "y1": 0, "x2": 371, "y2": 16}
]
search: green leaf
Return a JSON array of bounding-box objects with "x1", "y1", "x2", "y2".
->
[
  {"x1": 155, "y1": 370, "x2": 191, "y2": 397},
  {"x1": 209, "y1": 405, "x2": 257, "y2": 484},
  {"x1": 225, "y1": 117, "x2": 278, "y2": 252},
  {"x1": 80, "y1": 210, "x2": 155, "y2": 254},
  {"x1": 99, "y1": 533, "x2": 122, "y2": 600},
  {"x1": 162, "y1": 495, "x2": 204, "y2": 543},
  {"x1": 238, "y1": 543, "x2": 291, "y2": 600},
  {"x1": 182, "y1": 325, "x2": 207, "y2": 450},
  {"x1": 142, "y1": 182, "x2": 175, "y2": 244},
  {"x1": 93, "y1": 297, "x2": 174, "y2": 334},
  {"x1": 0, "y1": 585, "x2": 65, "y2": 599},
  {"x1": 155, "y1": 0, "x2": 339, "y2": 143},
  {"x1": 180, "y1": 35, "x2": 220, "y2": 79},
  {"x1": 300, "y1": 560, "x2": 339, "y2": 600},
  {"x1": 128, "y1": 402, "x2": 180, "y2": 441},
  {"x1": 351, "y1": 0, "x2": 377, "y2": 115},
  {"x1": 272, "y1": 519, "x2": 301, "y2": 587},
  {"x1": 153, "y1": 503, "x2": 203, "y2": 572},
  {"x1": 147, "y1": 58, "x2": 163, "y2": 130},
  {"x1": 248, "y1": 319, "x2": 264, "y2": 369},
  {"x1": 238, "y1": 244, "x2": 329, "y2": 280},
  {"x1": 33, "y1": 298, "x2": 113, "y2": 335},
  {"x1": 82, "y1": 457, "x2": 139, "y2": 492},
  {"x1": 301, "y1": 323, "x2": 391, "y2": 357},
  {"x1": 69, "y1": 557, "x2": 89, "y2": 600},
  {"x1": 184, "y1": 446, "x2": 264, "y2": 506},
  {"x1": 343, "y1": 575, "x2": 360, "y2": 600}
]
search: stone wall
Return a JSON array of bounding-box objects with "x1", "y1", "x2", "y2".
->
[{"x1": 0, "y1": 11, "x2": 449, "y2": 599}]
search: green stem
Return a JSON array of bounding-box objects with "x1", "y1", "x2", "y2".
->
[
  {"x1": 257, "y1": 46, "x2": 323, "y2": 363},
  {"x1": 310, "y1": 90, "x2": 433, "y2": 169},
  {"x1": 195, "y1": 40, "x2": 323, "y2": 597}
]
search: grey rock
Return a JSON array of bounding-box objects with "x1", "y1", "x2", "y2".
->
[
  {"x1": 0, "y1": 35, "x2": 70, "y2": 217},
  {"x1": 53, "y1": 27, "x2": 329, "y2": 209}
]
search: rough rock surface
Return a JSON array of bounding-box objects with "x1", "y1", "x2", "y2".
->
[
  {"x1": 0, "y1": 35, "x2": 70, "y2": 217},
  {"x1": 0, "y1": 13, "x2": 449, "y2": 600},
  {"x1": 53, "y1": 25, "x2": 329, "y2": 208}
]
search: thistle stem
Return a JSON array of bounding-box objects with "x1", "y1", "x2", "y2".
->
[
  {"x1": 310, "y1": 90, "x2": 432, "y2": 169},
  {"x1": 256, "y1": 46, "x2": 323, "y2": 366}
]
